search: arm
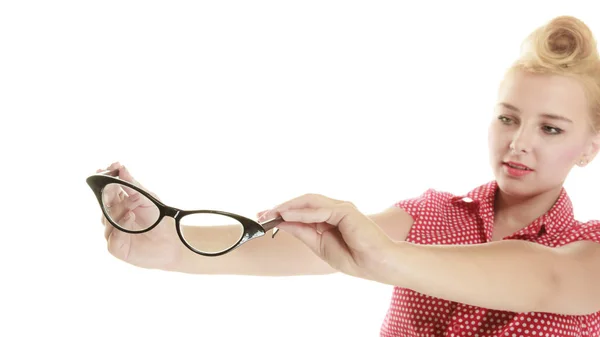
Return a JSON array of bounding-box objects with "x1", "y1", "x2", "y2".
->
[
  {"x1": 380, "y1": 239, "x2": 600, "y2": 315},
  {"x1": 168, "y1": 206, "x2": 414, "y2": 276}
]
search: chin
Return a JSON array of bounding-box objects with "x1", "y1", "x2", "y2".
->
[
  {"x1": 494, "y1": 168, "x2": 562, "y2": 200},
  {"x1": 493, "y1": 167, "x2": 538, "y2": 198},
  {"x1": 496, "y1": 178, "x2": 532, "y2": 198}
]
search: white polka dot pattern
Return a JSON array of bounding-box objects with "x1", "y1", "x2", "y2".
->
[{"x1": 379, "y1": 180, "x2": 600, "y2": 337}]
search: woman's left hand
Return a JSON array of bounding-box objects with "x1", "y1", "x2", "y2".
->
[{"x1": 259, "y1": 193, "x2": 397, "y2": 281}]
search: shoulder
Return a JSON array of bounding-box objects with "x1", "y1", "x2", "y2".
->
[
  {"x1": 576, "y1": 219, "x2": 600, "y2": 229},
  {"x1": 369, "y1": 188, "x2": 455, "y2": 241},
  {"x1": 394, "y1": 188, "x2": 457, "y2": 209},
  {"x1": 391, "y1": 181, "x2": 497, "y2": 221},
  {"x1": 565, "y1": 219, "x2": 600, "y2": 241},
  {"x1": 392, "y1": 187, "x2": 460, "y2": 219}
]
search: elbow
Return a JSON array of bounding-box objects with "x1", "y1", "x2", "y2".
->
[
  {"x1": 530, "y1": 262, "x2": 562, "y2": 313},
  {"x1": 532, "y1": 249, "x2": 595, "y2": 315}
]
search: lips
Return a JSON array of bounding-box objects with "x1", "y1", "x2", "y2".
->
[{"x1": 503, "y1": 161, "x2": 533, "y2": 171}]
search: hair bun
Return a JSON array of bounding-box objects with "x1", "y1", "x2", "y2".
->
[{"x1": 521, "y1": 16, "x2": 599, "y2": 70}]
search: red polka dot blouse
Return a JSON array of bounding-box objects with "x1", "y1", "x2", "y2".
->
[{"x1": 380, "y1": 180, "x2": 600, "y2": 337}]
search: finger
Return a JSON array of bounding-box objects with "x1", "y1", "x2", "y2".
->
[
  {"x1": 96, "y1": 162, "x2": 121, "y2": 175},
  {"x1": 104, "y1": 184, "x2": 139, "y2": 208},
  {"x1": 119, "y1": 211, "x2": 138, "y2": 229},
  {"x1": 104, "y1": 218, "x2": 114, "y2": 240},
  {"x1": 105, "y1": 193, "x2": 145, "y2": 223},
  {"x1": 119, "y1": 166, "x2": 161, "y2": 201},
  {"x1": 279, "y1": 207, "x2": 335, "y2": 224},
  {"x1": 117, "y1": 166, "x2": 142, "y2": 196},
  {"x1": 264, "y1": 194, "x2": 341, "y2": 219},
  {"x1": 280, "y1": 203, "x2": 384, "y2": 249},
  {"x1": 97, "y1": 162, "x2": 135, "y2": 194},
  {"x1": 108, "y1": 209, "x2": 140, "y2": 232},
  {"x1": 101, "y1": 214, "x2": 109, "y2": 226},
  {"x1": 256, "y1": 209, "x2": 271, "y2": 221},
  {"x1": 98, "y1": 164, "x2": 142, "y2": 207},
  {"x1": 277, "y1": 221, "x2": 350, "y2": 270},
  {"x1": 276, "y1": 222, "x2": 321, "y2": 252},
  {"x1": 316, "y1": 222, "x2": 336, "y2": 234},
  {"x1": 101, "y1": 162, "x2": 122, "y2": 174},
  {"x1": 280, "y1": 202, "x2": 361, "y2": 227},
  {"x1": 122, "y1": 193, "x2": 143, "y2": 210},
  {"x1": 126, "y1": 211, "x2": 147, "y2": 231},
  {"x1": 101, "y1": 182, "x2": 123, "y2": 207},
  {"x1": 119, "y1": 165, "x2": 136, "y2": 184},
  {"x1": 102, "y1": 187, "x2": 121, "y2": 209},
  {"x1": 106, "y1": 184, "x2": 142, "y2": 209},
  {"x1": 106, "y1": 221, "x2": 131, "y2": 259},
  {"x1": 100, "y1": 186, "x2": 139, "y2": 227}
]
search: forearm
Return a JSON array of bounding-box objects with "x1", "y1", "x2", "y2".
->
[
  {"x1": 380, "y1": 240, "x2": 558, "y2": 312},
  {"x1": 166, "y1": 226, "x2": 337, "y2": 276}
]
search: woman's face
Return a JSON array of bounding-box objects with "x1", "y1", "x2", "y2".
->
[{"x1": 488, "y1": 70, "x2": 599, "y2": 198}]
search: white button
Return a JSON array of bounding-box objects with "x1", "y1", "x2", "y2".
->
[{"x1": 462, "y1": 197, "x2": 473, "y2": 203}]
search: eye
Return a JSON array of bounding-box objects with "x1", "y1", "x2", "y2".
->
[
  {"x1": 497, "y1": 115, "x2": 514, "y2": 124},
  {"x1": 542, "y1": 125, "x2": 563, "y2": 135}
]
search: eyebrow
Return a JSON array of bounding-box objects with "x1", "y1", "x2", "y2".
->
[{"x1": 497, "y1": 102, "x2": 573, "y2": 123}]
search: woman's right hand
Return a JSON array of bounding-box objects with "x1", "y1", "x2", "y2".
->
[{"x1": 98, "y1": 162, "x2": 182, "y2": 270}]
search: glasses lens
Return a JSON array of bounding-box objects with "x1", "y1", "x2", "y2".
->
[
  {"x1": 101, "y1": 183, "x2": 160, "y2": 232},
  {"x1": 179, "y1": 213, "x2": 245, "y2": 254}
]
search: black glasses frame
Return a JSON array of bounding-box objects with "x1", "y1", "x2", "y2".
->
[{"x1": 86, "y1": 169, "x2": 283, "y2": 257}]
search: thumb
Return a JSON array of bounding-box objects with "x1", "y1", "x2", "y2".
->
[
  {"x1": 278, "y1": 221, "x2": 351, "y2": 272},
  {"x1": 256, "y1": 209, "x2": 269, "y2": 219},
  {"x1": 277, "y1": 222, "x2": 321, "y2": 253},
  {"x1": 277, "y1": 221, "x2": 345, "y2": 258}
]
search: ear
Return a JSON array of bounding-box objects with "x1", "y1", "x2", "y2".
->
[{"x1": 580, "y1": 132, "x2": 600, "y2": 166}]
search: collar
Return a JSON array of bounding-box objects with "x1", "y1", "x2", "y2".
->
[{"x1": 451, "y1": 180, "x2": 574, "y2": 237}]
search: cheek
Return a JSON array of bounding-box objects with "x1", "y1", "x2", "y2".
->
[
  {"x1": 545, "y1": 145, "x2": 581, "y2": 167},
  {"x1": 488, "y1": 126, "x2": 509, "y2": 153}
]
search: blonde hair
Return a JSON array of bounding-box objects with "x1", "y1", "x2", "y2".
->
[{"x1": 506, "y1": 16, "x2": 600, "y2": 132}]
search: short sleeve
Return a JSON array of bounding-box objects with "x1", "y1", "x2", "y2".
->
[
  {"x1": 393, "y1": 188, "x2": 437, "y2": 224},
  {"x1": 571, "y1": 220, "x2": 600, "y2": 244}
]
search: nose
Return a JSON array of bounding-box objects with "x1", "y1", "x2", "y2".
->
[{"x1": 509, "y1": 127, "x2": 534, "y2": 153}]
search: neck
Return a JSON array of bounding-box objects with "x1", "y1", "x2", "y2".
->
[{"x1": 493, "y1": 184, "x2": 563, "y2": 230}]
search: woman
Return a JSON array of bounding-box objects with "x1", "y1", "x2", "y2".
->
[{"x1": 97, "y1": 15, "x2": 600, "y2": 337}]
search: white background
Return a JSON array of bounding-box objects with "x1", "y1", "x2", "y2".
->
[{"x1": 2, "y1": 1, "x2": 600, "y2": 336}]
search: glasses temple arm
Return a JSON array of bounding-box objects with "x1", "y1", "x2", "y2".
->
[{"x1": 258, "y1": 216, "x2": 284, "y2": 238}]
